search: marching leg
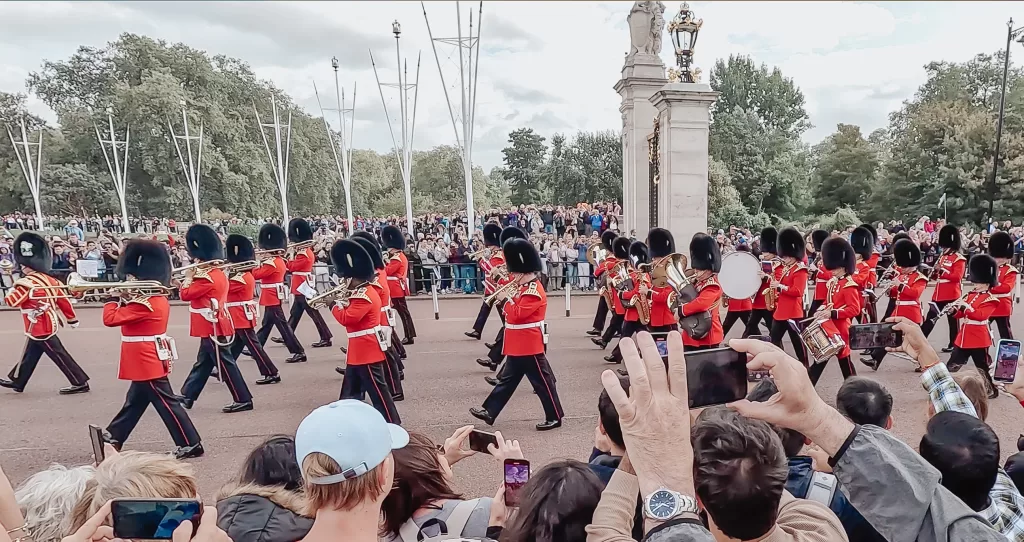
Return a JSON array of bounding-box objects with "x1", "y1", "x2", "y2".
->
[
  {"x1": 768, "y1": 319, "x2": 787, "y2": 348},
  {"x1": 882, "y1": 298, "x2": 897, "y2": 321},
  {"x1": 993, "y1": 316, "x2": 1014, "y2": 340},
  {"x1": 180, "y1": 340, "x2": 215, "y2": 406},
  {"x1": 106, "y1": 381, "x2": 150, "y2": 447},
  {"x1": 286, "y1": 296, "x2": 304, "y2": 331},
  {"x1": 946, "y1": 346, "x2": 969, "y2": 373},
  {"x1": 609, "y1": 320, "x2": 644, "y2": 363},
  {"x1": 741, "y1": 309, "x2": 765, "y2": 338},
  {"x1": 807, "y1": 358, "x2": 829, "y2": 386},
  {"x1": 43, "y1": 336, "x2": 90, "y2": 392},
  {"x1": 596, "y1": 313, "x2": 623, "y2": 348},
  {"x1": 383, "y1": 349, "x2": 404, "y2": 400},
  {"x1": 943, "y1": 307, "x2": 958, "y2": 351},
  {"x1": 391, "y1": 329, "x2": 407, "y2": 359},
  {"x1": 299, "y1": 294, "x2": 333, "y2": 345},
  {"x1": 522, "y1": 353, "x2": 564, "y2": 428},
  {"x1": 216, "y1": 341, "x2": 253, "y2": 412},
  {"x1": 477, "y1": 357, "x2": 527, "y2": 424},
  {"x1": 394, "y1": 297, "x2": 417, "y2": 343},
  {"x1": 467, "y1": 301, "x2": 491, "y2": 338},
  {"x1": 837, "y1": 355, "x2": 857, "y2": 380},
  {"x1": 808, "y1": 299, "x2": 824, "y2": 317},
  {"x1": 1, "y1": 340, "x2": 43, "y2": 392},
  {"x1": 243, "y1": 329, "x2": 280, "y2": 383},
  {"x1": 589, "y1": 296, "x2": 609, "y2": 335},
  {"x1": 146, "y1": 378, "x2": 203, "y2": 453},
  {"x1": 785, "y1": 324, "x2": 808, "y2": 366},
  {"x1": 271, "y1": 305, "x2": 306, "y2": 363},
  {"x1": 364, "y1": 363, "x2": 401, "y2": 424}
]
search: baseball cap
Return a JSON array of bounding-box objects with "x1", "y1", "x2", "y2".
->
[{"x1": 295, "y1": 400, "x2": 409, "y2": 485}]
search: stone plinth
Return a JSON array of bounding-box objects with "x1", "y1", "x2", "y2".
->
[
  {"x1": 649, "y1": 83, "x2": 718, "y2": 245},
  {"x1": 614, "y1": 53, "x2": 667, "y2": 235}
]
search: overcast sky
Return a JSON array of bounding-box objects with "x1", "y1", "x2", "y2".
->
[{"x1": 0, "y1": 1, "x2": 1017, "y2": 171}]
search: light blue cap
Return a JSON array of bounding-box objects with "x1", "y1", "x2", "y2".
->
[{"x1": 295, "y1": 400, "x2": 409, "y2": 485}]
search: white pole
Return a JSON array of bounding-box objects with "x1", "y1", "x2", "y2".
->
[
  {"x1": 565, "y1": 277, "x2": 571, "y2": 316},
  {"x1": 254, "y1": 96, "x2": 292, "y2": 224},
  {"x1": 432, "y1": 274, "x2": 440, "y2": 320},
  {"x1": 7, "y1": 120, "x2": 44, "y2": 229},
  {"x1": 96, "y1": 109, "x2": 132, "y2": 234},
  {"x1": 182, "y1": 108, "x2": 200, "y2": 222},
  {"x1": 314, "y1": 79, "x2": 352, "y2": 233},
  {"x1": 333, "y1": 65, "x2": 354, "y2": 235},
  {"x1": 168, "y1": 103, "x2": 203, "y2": 223}
]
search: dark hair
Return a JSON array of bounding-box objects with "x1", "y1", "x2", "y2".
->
[
  {"x1": 692, "y1": 409, "x2": 788, "y2": 540},
  {"x1": 380, "y1": 432, "x2": 461, "y2": 537},
  {"x1": 747, "y1": 379, "x2": 805, "y2": 457},
  {"x1": 919, "y1": 411, "x2": 999, "y2": 511},
  {"x1": 500, "y1": 460, "x2": 603, "y2": 542},
  {"x1": 836, "y1": 377, "x2": 892, "y2": 427},
  {"x1": 598, "y1": 375, "x2": 630, "y2": 450},
  {"x1": 239, "y1": 435, "x2": 303, "y2": 491}
]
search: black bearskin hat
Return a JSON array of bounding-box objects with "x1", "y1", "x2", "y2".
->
[
  {"x1": 647, "y1": 228, "x2": 675, "y2": 258},
  {"x1": 381, "y1": 225, "x2": 406, "y2": 251},
  {"x1": 13, "y1": 232, "x2": 51, "y2": 272},
  {"x1": 258, "y1": 223, "x2": 287, "y2": 251},
  {"x1": 500, "y1": 226, "x2": 527, "y2": 245},
  {"x1": 811, "y1": 229, "x2": 829, "y2": 252},
  {"x1": 185, "y1": 224, "x2": 224, "y2": 262},
  {"x1": 504, "y1": 238, "x2": 542, "y2": 274},
  {"x1": 116, "y1": 240, "x2": 171, "y2": 285},
  {"x1": 351, "y1": 230, "x2": 376, "y2": 244},
  {"x1": 778, "y1": 228, "x2": 805, "y2": 260},
  {"x1": 759, "y1": 227, "x2": 778, "y2": 255},
  {"x1": 225, "y1": 235, "x2": 255, "y2": 263},
  {"x1": 850, "y1": 227, "x2": 874, "y2": 260},
  {"x1": 989, "y1": 231, "x2": 1014, "y2": 260},
  {"x1": 331, "y1": 239, "x2": 375, "y2": 280},
  {"x1": 352, "y1": 236, "x2": 384, "y2": 270},
  {"x1": 483, "y1": 223, "x2": 502, "y2": 247},
  {"x1": 288, "y1": 218, "x2": 313, "y2": 243},
  {"x1": 612, "y1": 236, "x2": 631, "y2": 259},
  {"x1": 891, "y1": 232, "x2": 911, "y2": 245},
  {"x1": 968, "y1": 254, "x2": 998, "y2": 287},
  {"x1": 601, "y1": 230, "x2": 618, "y2": 252},
  {"x1": 859, "y1": 223, "x2": 878, "y2": 243},
  {"x1": 690, "y1": 233, "x2": 722, "y2": 272},
  {"x1": 893, "y1": 239, "x2": 921, "y2": 268},
  {"x1": 821, "y1": 238, "x2": 856, "y2": 275},
  {"x1": 629, "y1": 241, "x2": 650, "y2": 266},
  {"x1": 938, "y1": 225, "x2": 961, "y2": 251}
]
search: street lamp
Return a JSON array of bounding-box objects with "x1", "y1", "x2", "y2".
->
[
  {"x1": 668, "y1": 2, "x2": 703, "y2": 83},
  {"x1": 331, "y1": 56, "x2": 339, "y2": 71},
  {"x1": 393, "y1": 20, "x2": 401, "y2": 38},
  {"x1": 988, "y1": 18, "x2": 1024, "y2": 220}
]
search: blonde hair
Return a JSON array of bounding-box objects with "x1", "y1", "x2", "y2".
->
[
  {"x1": 15, "y1": 464, "x2": 95, "y2": 542},
  {"x1": 953, "y1": 371, "x2": 990, "y2": 421},
  {"x1": 301, "y1": 452, "x2": 385, "y2": 514},
  {"x1": 68, "y1": 451, "x2": 197, "y2": 532}
]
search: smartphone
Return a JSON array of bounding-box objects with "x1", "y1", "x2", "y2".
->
[
  {"x1": 88, "y1": 424, "x2": 105, "y2": 465},
  {"x1": 468, "y1": 429, "x2": 499, "y2": 454},
  {"x1": 656, "y1": 339, "x2": 669, "y2": 359},
  {"x1": 761, "y1": 260, "x2": 773, "y2": 274},
  {"x1": 848, "y1": 323, "x2": 903, "y2": 350},
  {"x1": 995, "y1": 339, "x2": 1021, "y2": 383},
  {"x1": 746, "y1": 336, "x2": 772, "y2": 381},
  {"x1": 111, "y1": 498, "x2": 202, "y2": 540},
  {"x1": 686, "y1": 347, "x2": 749, "y2": 408},
  {"x1": 503, "y1": 459, "x2": 530, "y2": 508}
]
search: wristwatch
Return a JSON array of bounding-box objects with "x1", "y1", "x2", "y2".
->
[{"x1": 643, "y1": 487, "x2": 699, "y2": 521}]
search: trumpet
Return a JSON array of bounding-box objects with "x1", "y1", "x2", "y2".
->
[
  {"x1": 255, "y1": 248, "x2": 285, "y2": 259},
  {"x1": 286, "y1": 240, "x2": 316, "y2": 256},
  {"x1": 307, "y1": 282, "x2": 351, "y2": 309},
  {"x1": 466, "y1": 247, "x2": 491, "y2": 261},
  {"x1": 29, "y1": 272, "x2": 175, "y2": 301},
  {"x1": 485, "y1": 279, "x2": 520, "y2": 307},
  {"x1": 172, "y1": 260, "x2": 226, "y2": 281},
  {"x1": 219, "y1": 260, "x2": 258, "y2": 275}
]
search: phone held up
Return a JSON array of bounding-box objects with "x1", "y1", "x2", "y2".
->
[
  {"x1": 995, "y1": 339, "x2": 1021, "y2": 383},
  {"x1": 111, "y1": 498, "x2": 202, "y2": 540},
  {"x1": 848, "y1": 323, "x2": 903, "y2": 351},
  {"x1": 746, "y1": 335, "x2": 772, "y2": 382},
  {"x1": 503, "y1": 459, "x2": 530, "y2": 508},
  {"x1": 88, "y1": 424, "x2": 105, "y2": 465},
  {"x1": 654, "y1": 340, "x2": 749, "y2": 408},
  {"x1": 468, "y1": 429, "x2": 499, "y2": 454}
]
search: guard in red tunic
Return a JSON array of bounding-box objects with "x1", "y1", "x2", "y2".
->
[
  {"x1": 879, "y1": 232, "x2": 912, "y2": 322},
  {"x1": 807, "y1": 229, "x2": 831, "y2": 317},
  {"x1": 466, "y1": 223, "x2": 504, "y2": 339},
  {"x1": 225, "y1": 235, "x2": 280, "y2": 385},
  {"x1": 479, "y1": 227, "x2": 528, "y2": 382},
  {"x1": 722, "y1": 244, "x2": 754, "y2": 336},
  {"x1": 807, "y1": 238, "x2": 861, "y2": 385},
  {"x1": 350, "y1": 234, "x2": 404, "y2": 401},
  {"x1": 593, "y1": 236, "x2": 632, "y2": 350},
  {"x1": 862, "y1": 239, "x2": 926, "y2": 370},
  {"x1": 947, "y1": 254, "x2": 1000, "y2": 398},
  {"x1": 275, "y1": 218, "x2": 332, "y2": 348},
  {"x1": 679, "y1": 233, "x2": 723, "y2": 351},
  {"x1": 253, "y1": 224, "x2": 305, "y2": 363},
  {"x1": 742, "y1": 227, "x2": 779, "y2": 337},
  {"x1": 987, "y1": 231, "x2": 1017, "y2": 341},
  {"x1": 382, "y1": 225, "x2": 417, "y2": 346},
  {"x1": 768, "y1": 228, "x2": 808, "y2": 364},
  {"x1": 470, "y1": 238, "x2": 563, "y2": 431},
  {"x1": 921, "y1": 225, "x2": 966, "y2": 352},
  {"x1": 607, "y1": 241, "x2": 652, "y2": 363},
  {"x1": 102, "y1": 240, "x2": 203, "y2": 459},
  {"x1": 178, "y1": 225, "x2": 253, "y2": 413},
  {"x1": 587, "y1": 230, "x2": 620, "y2": 337},
  {"x1": 0, "y1": 232, "x2": 89, "y2": 395},
  {"x1": 646, "y1": 228, "x2": 678, "y2": 335},
  {"x1": 331, "y1": 239, "x2": 401, "y2": 424},
  {"x1": 849, "y1": 226, "x2": 875, "y2": 324}
]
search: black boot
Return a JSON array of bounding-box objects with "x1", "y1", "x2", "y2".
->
[
  {"x1": 586, "y1": 328, "x2": 602, "y2": 336},
  {"x1": 174, "y1": 443, "x2": 205, "y2": 459},
  {"x1": 270, "y1": 337, "x2": 284, "y2": 344},
  {"x1": 536, "y1": 419, "x2": 562, "y2": 431},
  {"x1": 476, "y1": 358, "x2": 498, "y2": 371},
  {"x1": 469, "y1": 407, "x2": 495, "y2": 425},
  {"x1": 59, "y1": 383, "x2": 90, "y2": 395},
  {"x1": 255, "y1": 375, "x2": 281, "y2": 385},
  {"x1": 484, "y1": 376, "x2": 498, "y2": 386},
  {"x1": 222, "y1": 401, "x2": 254, "y2": 413},
  {"x1": 465, "y1": 330, "x2": 481, "y2": 339},
  {"x1": 0, "y1": 378, "x2": 23, "y2": 392},
  {"x1": 285, "y1": 354, "x2": 307, "y2": 363},
  {"x1": 592, "y1": 337, "x2": 608, "y2": 349},
  {"x1": 312, "y1": 340, "x2": 332, "y2": 348}
]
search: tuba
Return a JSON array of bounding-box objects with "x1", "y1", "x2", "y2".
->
[
  {"x1": 586, "y1": 241, "x2": 607, "y2": 268},
  {"x1": 649, "y1": 253, "x2": 711, "y2": 339}
]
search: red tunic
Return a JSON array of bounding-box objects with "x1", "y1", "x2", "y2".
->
[
  {"x1": 103, "y1": 296, "x2": 172, "y2": 381},
  {"x1": 991, "y1": 263, "x2": 1018, "y2": 318},
  {"x1": 819, "y1": 276, "x2": 862, "y2": 358},
  {"x1": 179, "y1": 267, "x2": 234, "y2": 338},
  {"x1": 851, "y1": 260, "x2": 873, "y2": 291},
  {"x1": 385, "y1": 251, "x2": 410, "y2": 298},
  {"x1": 479, "y1": 252, "x2": 504, "y2": 295},
  {"x1": 649, "y1": 284, "x2": 677, "y2": 326},
  {"x1": 4, "y1": 271, "x2": 78, "y2": 339},
  {"x1": 286, "y1": 248, "x2": 315, "y2": 295},
  {"x1": 890, "y1": 271, "x2": 927, "y2": 324},
  {"x1": 932, "y1": 251, "x2": 966, "y2": 303},
  {"x1": 727, "y1": 295, "x2": 753, "y2": 312},
  {"x1": 773, "y1": 263, "x2": 808, "y2": 321},
  {"x1": 867, "y1": 252, "x2": 880, "y2": 281},
  {"x1": 680, "y1": 275, "x2": 723, "y2": 347},
  {"x1": 752, "y1": 259, "x2": 782, "y2": 310},
  {"x1": 813, "y1": 265, "x2": 832, "y2": 302},
  {"x1": 370, "y1": 269, "x2": 392, "y2": 327},
  {"x1": 622, "y1": 269, "x2": 652, "y2": 323},
  {"x1": 954, "y1": 290, "x2": 998, "y2": 349},
  {"x1": 252, "y1": 257, "x2": 288, "y2": 307},
  {"x1": 502, "y1": 280, "x2": 547, "y2": 356},
  {"x1": 595, "y1": 257, "x2": 618, "y2": 279},
  {"x1": 226, "y1": 272, "x2": 258, "y2": 330},
  {"x1": 330, "y1": 285, "x2": 385, "y2": 365}
]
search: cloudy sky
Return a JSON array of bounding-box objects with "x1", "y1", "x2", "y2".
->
[{"x1": 0, "y1": 1, "x2": 1018, "y2": 170}]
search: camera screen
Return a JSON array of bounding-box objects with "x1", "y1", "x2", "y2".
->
[
  {"x1": 111, "y1": 499, "x2": 201, "y2": 540},
  {"x1": 686, "y1": 347, "x2": 748, "y2": 408}
]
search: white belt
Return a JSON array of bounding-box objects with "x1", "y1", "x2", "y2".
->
[
  {"x1": 815, "y1": 279, "x2": 828, "y2": 283},
  {"x1": 938, "y1": 279, "x2": 955, "y2": 284},
  {"x1": 964, "y1": 319, "x2": 988, "y2": 326},
  {"x1": 188, "y1": 307, "x2": 218, "y2": 323},
  {"x1": 293, "y1": 272, "x2": 310, "y2": 276},
  {"x1": 994, "y1": 293, "x2": 1012, "y2": 298},
  {"x1": 121, "y1": 334, "x2": 169, "y2": 343},
  {"x1": 348, "y1": 326, "x2": 383, "y2": 338},
  {"x1": 260, "y1": 281, "x2": 283, "y2": 286},
  {"x1": 387, "y1": 276, "x2": 401, "y2": 281},
  {"x1": 896, "y1": 300, "x2": 919, "y2": 306},
  {"x1": 506, "y1": 321, "x2": 545, "y2": 330},
  {"x1": 225, "y1": 301, "x2": 257, "y2": 307}
]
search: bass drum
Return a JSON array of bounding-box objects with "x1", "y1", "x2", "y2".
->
[{"x1": 719, "y1": 251, "x2": 762, "y2": 300}]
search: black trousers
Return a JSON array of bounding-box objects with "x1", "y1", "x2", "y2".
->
[
  {"x1": 948, "y1": 346, "x2": 997, "y2": 394},
  {"x1": 807, "y1": 355, "x2": 857, "y2": 386},
  {"x1": 648, "y1": 324, "x2": 678, "y2": 335},
  {"x1": 287, "y1": 294, "x2": 333, "y2": 342},
  {"x1": 990, "y1": 316, "x2": 1014, "y2": 340},
  {"x1": 487, "y1": 325, "x2": 506, "y2": 365},
  {"x1": 230, "y1": 328, "x2": 278, "y2": 377},
  {"x1": 602, "y1": 313, "x2": 625, "y2": 343},
  {"x1": 483, "y1": 353, "x2": 563, "y2": 422},
  {"x1": 722, "y1": 310, "x2": 750, "y2": 336},
  {"x1": 256, "y1": 305, "x2": 304, "y2": 354},
  {"x1": 882, "y1": 298, "x2": 897, "y2": 321},
  {"x1": 472, "y1": 301, "x2": 493, "y2": 334},
  {"x1": 592, "y1": 296, "x2": 609, "y2": 331},
  {"x1": 8, "y1": 336, "x2": 89, "y2": 390},
  {"x1": 340, "y1": 362, "x2": 401, "y2": 424},
  {"x1": 382, "y1": 347, "x2": 404, "y2": 397},
  {"x1": 921, "y1": 301, "x2": 958, "y2": 349},
  {"x1": 769, "y1": 319, "x2": 807, "y2": 365},
  {"x1": 107, "y1": 377, "x2": 201, "y2": 447},
  {"x1": 391, "y1": 329, "x2": 407, "y2": 359},
  {"x1": 392, "y1": 297, "x2": 417, "y2": 340},
  {"x1": 742, "y1": 309, "x2": 773, "y2": 338},
  {"x1": 181, "y1": 338, "x2": 253, "y2": 404},
  {"x1": 611, "y1": 320, "x2": 648, "y2": 362}
]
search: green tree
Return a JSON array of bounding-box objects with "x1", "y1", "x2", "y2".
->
[
  {"x1": 710, "y1": 55, "x2": 810, "y2": 138},
  {"x1": 809, "y1": 124, "x2": 879, "y2": 214},
  {"x1": 707, "y1": 158, "x2": 751, "y2": 229},
  {"x1": 501, "y1": 127, "x2": 547, "y2": 205}
]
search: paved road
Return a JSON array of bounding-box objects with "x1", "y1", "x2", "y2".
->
[{"x1": 0, "y1": 291, "x2": 1021, "y2": 500}]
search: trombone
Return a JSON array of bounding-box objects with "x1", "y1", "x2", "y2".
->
[
  {"x1": 484, "y1": 279, "x2": 520, "y2": 306},
  {"x1": 172, "y1": 260, "x2": 226, "y2": 281},
  {"x1": 286, "y1": 240, "x2": 316, "y2": 257},
  {"x1": 466, "y1": 247, "x2": 491, "y2": 261},
  {"x1": 219, "y1": 260, "x2": 258, "y2": 275},
  {"x1": 307, "y1": 282, "x2": 351, "y2": 310},
  {"x1": 29, "y1": 272, "x2": 175, "y2": 301},
  {"x1": 255, "y1": 248, "x2": 285, "y2": 259}
]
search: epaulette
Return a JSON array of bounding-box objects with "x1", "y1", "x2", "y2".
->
[
  {"x1": 13, "y1": 277, "x2": 34, "y2": 290},
  {"x1": 842, "y1": 277, "x2": 859, "y2": 289},
  {"x1": 700, "y1": 275, "x2": 720, "y2": 289},
  {"x1": 980, "y1": 293, "x2": 999, "y2": 305},
  {"x1": 792, "y1": 262, "x2": 808, "y2": 271},
  {"x1": 349, "y1": 287, "x2": 372, "y2": 303},
  {"x1": 126, "y1": 296, "x2": 154, "y2": 311},
  {"x1": 953, "y1": 252, "x2": 967, "y2": 261},
  {"x1": 230, "y1": 274, "x2": 248, "y2": 284},
  {"x1": 192, "y1": 267, "x2": 213, "y2": 281},
  {"x1": 914, "y1": 272, "x2": 928, "y2": 283},
  {"x1": 261, "y1": 259, "x2": 277, "y2": 267},
  {"x1": 521, "y1": 281, "x2": 542, "y2": 298},
  {"x1": 369, "y1": 276, "x2": 383, "y2": 290}
]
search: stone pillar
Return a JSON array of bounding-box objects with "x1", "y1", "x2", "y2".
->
[
  {"x1": 649, "y1": 82, "x2": 718, "y2": 245},
  {"x1": 614, "y1": 53, "x2": 667, "y2": 235}
]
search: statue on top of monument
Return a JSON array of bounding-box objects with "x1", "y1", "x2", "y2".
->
[{"x1": 628, "y1": 1, "x2": 666, "y2": 57}]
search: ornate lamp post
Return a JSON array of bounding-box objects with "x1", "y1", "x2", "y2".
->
[{"x1": 668, "y1": 2, "x2": 703, "y2": 83}]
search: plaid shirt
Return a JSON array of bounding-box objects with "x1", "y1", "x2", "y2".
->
[{"x1": 921, "y1": 363, "x2": 978, "y2": 417}]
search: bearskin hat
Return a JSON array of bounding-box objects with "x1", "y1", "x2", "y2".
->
[
  {"x1": 989, "y1": 231, "x2": 1014, "y2": 259},
  {"x1": 288, "y1": 218, "x2": 313, "y2": 243},
  {"x1": 811, "y1": 229, "x2": 829, "y2": 252},
  {"x1": 185, "y1": 224, "x2": 224, "y2": 262},
  {"x1": 893, "y1": 239, "x2": 921, "y2": 268},
  {"x1": 690, "y1": 233, "x2": 722, "y2": 272},
  {"x1": 381, "y1": 225, "x2": 406, "y2": 251},
  {"x1": 352, "y1": 236, "x2": 384, "y2": 270},
  {"x1": 891, "y1": 232, "x2": 911, "y2": 245},
  {"x1": 778, "y1": 227, "x2": 805, "y2": 260},
  {"x1": 258, "y1": 223, "x2": 287, "y2": 251},
  {"x1": 331, "y1": 239, "x2": 375, "y2": 280},
  {"x1": 612, "y1": 236, "x2": 631, "y2": 259},
  {"x1": 849, "y1": 227, "x2": 874, "y2": 260},
  {"x1": 483, "y1": 223, "x2": 503, "y2": 247},
  {"x1": 500, "y1": 226, "x2": 527, "y2": 245},
  {"x1": 116, "y1": 240, "x2": 171, "y2": 285},
  {"x1": 647, "y1": 228, "x2": 675, "y2": 258},
  {"x1": 822, "y1": 238, "x2": 856, "y2": 275},
  {"x1": 601, "y1": 230, "x2": 618, "y2": 252},
  {"x1": 504, "y1": 238, "x2": 542, "y2": 274},
  {"x1": 759, "y1": 227, "x2": 778, "y2": 255},
  {"x1": 968, "y1": 254, "x2": 998, "y2": 287},
  {"x1": 938, "y1": 225, "x2": 961, "y2": 251},
  {"x1": 225, "y1": 235, "x2": 255, "y2": 263},
  {"x1": 12, "y1": 232, "x2": 51, "y2": 272},
  {"x1": 629, "y1": 241, "x2": 650, "y2": 266},
  {"x1": 859, "y1": 223, "x2": 878, "y2": 243}
]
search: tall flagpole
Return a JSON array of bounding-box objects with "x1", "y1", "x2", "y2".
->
[
  {"x1": 95, "y1": 107, "x2": 132, "y2": 233},
  {"x1": 169, "y1": 100, "x2": 204, "y2": 223},
  {"x1": 254, "y1": 95, "x2": 293, "y2": 224},
  {"x1": 315, "y1": 56, "x2": 356, "y2": 235},
  {"x1": 6, "y1": 118, "x2": 44, "y2": 229}
]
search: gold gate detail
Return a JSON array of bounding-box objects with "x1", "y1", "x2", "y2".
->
[{"x1": 647, "y1": 116, "x2": 660, "y2": 230}]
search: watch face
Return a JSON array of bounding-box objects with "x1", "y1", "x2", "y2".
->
[{"x1": 648, "y1": 489, "x2": 677, "y2": 519}]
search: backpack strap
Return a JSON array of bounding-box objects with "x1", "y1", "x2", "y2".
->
[
  {"x1": 806, "y1": 471, "x2": 838, "y2": 507},
  {"x1": 442, "y1": 499, "x2": 479, "y2": 536},
  {"x1": 396, "y1": 499, "x2": 481, "y2": 542}
]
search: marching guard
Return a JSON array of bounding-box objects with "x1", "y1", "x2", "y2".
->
[
  {"x1": 349, "y1": 234, "x2": 404, "y2": 402},
  {"x1": 849, "y1": 226, "x2": 875, "y2": 323},
  {"x1": 646, "y1": 228, "x2": 678, "y2": 335},
  {"x1": 225, "y1": 234, "x2": 281, "y2": 384},
  {"x1": 607, "y1": 241, "x2": 652, "y2": 363},
  {"x1": 947, "y1": 254, "x2": 1000, "y2": 398},
  {"x1": 721, "y1": 244, "x2": 754, "y2": 336},
  {"x1": 987, "y1": 231, "x2": 1017, "y2": 341},
  {"x1": 102, "y1": 240, "x2": 204, "y2": 459},
  {"x1": 742, "y1": 227, "x2": 779, "y2": 338},
  {"x1": 862, "y1": 239, "x2": 926, "y2": 371},
  {"x1": 0, "y1": 232, "x2": 89, "y2": 395},
  {"x1": 807, "y1": 229, "x2": 830, "y2": 317},
  {"x1": 879, "y1": 232, "x2": 912, "y2": 322},
  {"x1": 587, "y1": 230, "x2": 620, "y2": 337},
  {"x1": 253, "y1": 224, "x2": 306, "y2": 363},
  {"x1": 920, "y1": 225, "x2": 965, "y2": 352},
  {"x1": 857, "y1": 224, "x2": 880, "y2": 327},
  {"x1": 465, "y1": 223, "x2": 504, "y2": 340},
  {"x1": 807, "y1": 238, "x2": 862, "y2": 385},
  {"x1": 679, "y1": 233, "x2": 723, "y2": 351},
  {"x1": 178, "y1": 225, "x2": 254, "y2": 413},
  {"x1": 275, "y1": 218, "x2": 333, "y2": 348},
  {"x1": 470, "y1": 238, "x2": 563, "y2": 431},
  {"x1": 592, "y1": 237, "x2": 631, "y2": 350},
  {"x1": 382, "y1": 225, "x2": 417, "y2": 347},
  {"x1": 477, "y1": 227, "x2": 527, "y2": 383},
  {"x1": 767, "y1": 228, "x2": 809, "y2": 364}
]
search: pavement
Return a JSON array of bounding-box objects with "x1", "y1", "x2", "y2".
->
[{"x1": 0, "y1": 290, "x2": 1021, "y2": 501}]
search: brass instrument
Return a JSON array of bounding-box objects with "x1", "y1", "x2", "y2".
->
[
  {"x1": 761, "y1": 259, "x2": 784, "y2": 311},
  {"x1": 799, "y1": 313, "x2": 845, "y2": 364},
  {"x1": 255, "y1": 248, "x2": 285, "y2": 259},
  {"x1": 608, "y1": 261, "x2": 631, "y2": 292},
  {"x1": 28, "y1": 272, "x2": 175, "y2": 301},
  {"x1": 172, "y1": 260, "x2": 226, "y2": 281},
  {"x1": 285, "y1": 240, "x2": 316, "y2": 258},
  {"x1": 485, "y1": 279, "x2": 520, "y2": 307},
  {"x1": 620, "y1": 269, "x2": 652, "y2": 325},
  {"x1": 489, "y1": 262, "x2": 509, "y2": 283},
  {"x1": 875, "y1": 260, "x2": 899, "y2": 291},
  {"x1": 307, "y1": 281, "x2": 352, "y2": 310},
  {"x1": 0, "y1": 259, "x2": 13, "y2": 273},
  {"x1": 586, "y1": 241, "x2": 607, "y2": 267},
  {"x1": 466, "y1": 247, "x2": 491, "y2": 261},
  {"x1": 220, "y1": 260, "x2": 258, "y2": 275}
]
